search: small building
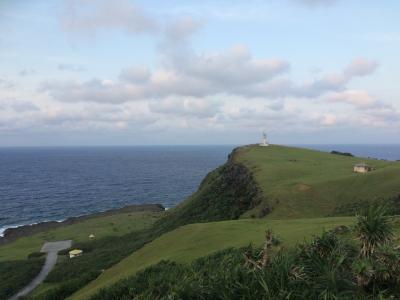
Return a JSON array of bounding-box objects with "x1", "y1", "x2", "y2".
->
[
  {"x1": 69, "y1": 249, "x2": 83, "y2": 259},
  {"x1": 354, "y1": 163, "x2": 372, "y2": 173},
  {"x1": 89, "y1": 234, "x2": 95, "y2": 239}
]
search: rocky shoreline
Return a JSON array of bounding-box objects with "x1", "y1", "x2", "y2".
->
[{"x1": 0, "y1": 203, "x2": 165, "y2": 245}]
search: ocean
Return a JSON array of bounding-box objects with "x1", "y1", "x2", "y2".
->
[
  {"x1": 0, "y1": 145, "x2": 234, "y2": 235},
  {"x1": 1, "y1": 144, "x2": 399, "y2": 235}
]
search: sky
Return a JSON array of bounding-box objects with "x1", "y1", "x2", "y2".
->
[{"x1": 0, "y1": 0, "x2": 399, "y2": 146}]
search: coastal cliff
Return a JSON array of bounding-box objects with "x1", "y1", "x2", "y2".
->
[{"x1": 154, "y1": 146, "x2": 263, "y2": 233}]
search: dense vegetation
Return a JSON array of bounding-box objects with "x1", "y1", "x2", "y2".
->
[
  {"x1": 91, "y1": 205, "x2": 400, "y2": 300},
  {"x1": 153, "y1": 158, "x2": 262, "y2": 235},
  {"x1": 331, "y1": 150, "x2": 354, "y2": 157},
  {"x1": 29, "y1": 229, "x2": 155, "y2": 300},
  {"x1": 0, "y1": 257, "x2": 44, "y2": 299}
]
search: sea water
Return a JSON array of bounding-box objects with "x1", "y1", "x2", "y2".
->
[{"x1": 0, "y1": 146, "x2": 233, "y2": 234}]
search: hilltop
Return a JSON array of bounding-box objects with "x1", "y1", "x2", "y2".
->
[
  {"x1": 152, "y1": 144, "x2": 400, "y2": 233},
  {"x1": 235, "y1": 145, "x2": 400, "y2": 218}
]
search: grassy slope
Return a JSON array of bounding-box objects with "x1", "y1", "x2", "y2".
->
[
  {"x1": 71, "y1": 145, "x2": 400, "y2": 299},
  {"x1": 235, "y1": 145, "x2": 400, "y2": 218},
  {"x1": 70, "y1": 216, "x2": 354, "y2": 300},
  {"x1": 0, "y1": 211, "x2": 162, "y2": 262}
]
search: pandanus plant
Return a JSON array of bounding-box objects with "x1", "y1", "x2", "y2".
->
[{"x1": 355, "y1": 204, "x2": 394, "y2": 258}]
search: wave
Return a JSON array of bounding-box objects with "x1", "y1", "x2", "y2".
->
[{"x1": 0, "y1": 219, "x2": 66, "y2": 237}]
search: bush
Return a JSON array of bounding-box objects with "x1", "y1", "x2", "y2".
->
[{"x1": 0, "y1": 258, "x2": 44, "y2": 299}]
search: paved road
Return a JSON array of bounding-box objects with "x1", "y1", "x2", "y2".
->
[{"x1": 9, "y1": 240, "x2": 72, "y2": 300}]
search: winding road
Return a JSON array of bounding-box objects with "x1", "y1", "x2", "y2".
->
[{"x1": 9, "y1": 240, "x2": 72, "y2": 300}]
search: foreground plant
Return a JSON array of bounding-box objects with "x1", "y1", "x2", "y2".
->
[{"x1": 355, "y1": 204, "x2": 394, "y2": 258}]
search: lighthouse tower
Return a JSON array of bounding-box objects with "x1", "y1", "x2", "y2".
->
[{"x1": 259, "y1": 132, "x2": 269, "y2": 147}]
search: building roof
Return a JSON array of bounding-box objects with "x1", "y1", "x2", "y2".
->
[
  {"x1": 69, "y1": 249, "x2": 83, "y2": 255},
  {"x1": 354, "y1": 163, "x2": 370, "y2": 168}
]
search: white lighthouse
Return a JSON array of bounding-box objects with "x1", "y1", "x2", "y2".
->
[{"x1": 259, "y1": 131, "x2": 269, "y2": 147}]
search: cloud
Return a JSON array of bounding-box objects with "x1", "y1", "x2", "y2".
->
[
  {"x1": 288, "y1": 59, "x2": 379, "y2": 98},
  {"x1": 42, "y1": 45, "x2": 289, "y2": 103},
  {"x1": 343, "y1": 58, "x2": 378, "y2": 77},
  {"x1": 319, "y1": 113, "x2": 337, "y2": 126},
  {"x1": 61, "y1": 0, "x2": 158, "y2": 36},
  {"x1": 164, "y1": 16, "x2": 203, "y2": 43},
  {"x1": 149, "y1": 97, "x2": 221, "y2": 118},
  {"x1": 19, "y1": 69, "x2": 36, "y2": 76},
  {"x1": 325, "y1": 90, "x2": 377, "y2": 109},
  {"x1": 41, "y1": 79, "x2": 135, "y2": 104},
  {"x1": 119, "y1": 65, "x2": 151, "y2": 83},
  {"x1": 58, "y1": 63, "x2": 86, "y2": 72},
  {"x1": 0, "y1": 78, "x2": 15, "y2": 89},
  {"x1": 0, "y1": 99, "x2": 39, "y2": 112},
  {"x1": 181, "y1": 45, "x2": 289, "y2": 86}
]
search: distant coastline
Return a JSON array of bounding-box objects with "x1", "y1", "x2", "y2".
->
[{"x1": 0, "y1": 203, "x2": 164, "y2": 245}]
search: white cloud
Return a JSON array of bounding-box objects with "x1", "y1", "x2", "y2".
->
[
  {"x1": 61, "y1": 0, "x2": 158, "y2": 36},
  {"x1": 119, "y1": 65, "x2": 151, "y2": 83},
  {"x1": 149, "y1": 97, "x2": 221, "y2": 118},
  {"x1": 325, "y1": 90, "x2": 377, "y2": 109},
  {"x1": 343, "y1": 59, "x2": 378, "y2": 77}
]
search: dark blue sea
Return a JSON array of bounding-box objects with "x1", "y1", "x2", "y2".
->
[
  {"x1": 1, "y1": 144, "x2": 399, "y2": 235},
  {"x1": 0, "y1": 146, "x2": 233, "y2": 235}
]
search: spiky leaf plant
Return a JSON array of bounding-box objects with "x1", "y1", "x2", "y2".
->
[{"x1": 355, "y1": 204, "x2": 394, "y2": 258}]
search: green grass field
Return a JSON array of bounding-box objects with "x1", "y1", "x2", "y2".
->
[
  {"x1": 0, "y1": 211, "x2": 162, "y2": 262},
  {"x1": 235, "y1": 145, "x2": 400, "y2": 218},
  {"x1": 70, "y1": 216, "x2": 356, "y2": 300}
]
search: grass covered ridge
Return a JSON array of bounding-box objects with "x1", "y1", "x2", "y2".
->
[{"x1": 235, "y1": 145, "x2": 400, "y2": 218}]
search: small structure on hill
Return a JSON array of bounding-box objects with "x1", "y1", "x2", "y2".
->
[
  {"x1": 69, "y1": 249, "x2": 83, "y2": 258},
  {"x1": 354, "y1": 163, "x2": 372, "y2": 173},
  {"x1": 259, "y1": 132, "x2": 269, "y2": 147},
  {"x1": 89, "y1": 234, "x2": 95, "y2": 239}
]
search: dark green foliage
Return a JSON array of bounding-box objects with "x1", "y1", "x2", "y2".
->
[
  {"x1": 153, "y1": 162, "x2": 262, "y2": 234},
  {"x1": 331, "y1": 150, "x2": 354, "y2": 157},
  {"x1": 0, "y1": 258, "x2": 44, "y2": 299},
  {"x1": 27, "y1": 252, "x2": 46, "y2": 259},
  {"x1": 33, "y1": 229, "x2": 154, "y2": 300},
  {"x1": 332, "y1": 196, "x2": 400, "y2": 217},
  {"x1": 355, "y1": 204, "x2": 394, "y2": 257}
]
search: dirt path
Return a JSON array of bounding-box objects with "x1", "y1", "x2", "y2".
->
[{"x1": 9, "y1": 240, "x2": 72, "y2": 300}]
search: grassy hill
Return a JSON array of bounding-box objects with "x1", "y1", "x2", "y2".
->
[
  {"x1": 69, "y1": 216, "x2": 355, "y2": 300},
  {"x1": 234, "y1": 145, "x2": 400, "y2": 218}
]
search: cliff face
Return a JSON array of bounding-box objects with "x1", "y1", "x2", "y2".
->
[{"x1": 155, "y1": 147, "x2": 263, "y2": 233}]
